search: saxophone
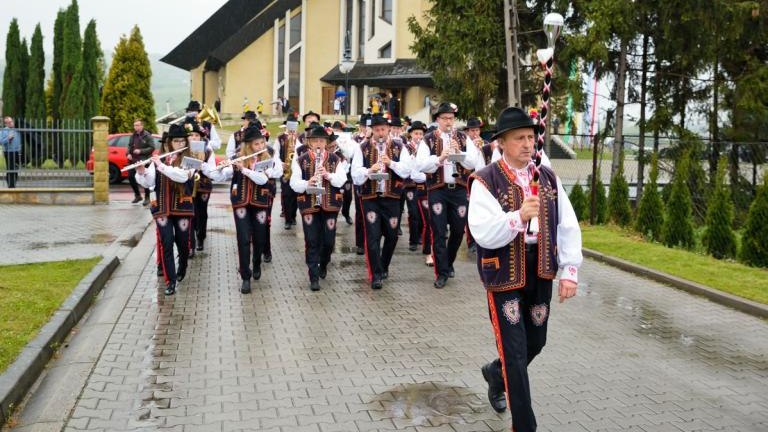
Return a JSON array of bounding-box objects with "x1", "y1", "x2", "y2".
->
[{"x1": 282, "y1": 133, "x2": 296, "y2": 181}]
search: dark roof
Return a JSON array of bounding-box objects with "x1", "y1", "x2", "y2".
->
[
  {"x1": 161, "y1": 0, "x2": 297, "y2": 71},
  {"x1": 320, "y1": 59, "x2": 433, "y2": 88}
]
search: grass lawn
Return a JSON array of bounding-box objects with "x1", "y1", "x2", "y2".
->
[
  {"x1": 573, "y1": 148, "x2": 612, "y2": 160},
  {"x1": 0, "y1": 257, "x2": 101, "y2": 373},
  {"x1": 582, "y1": 225, "x2": 768, "y2": 304}
]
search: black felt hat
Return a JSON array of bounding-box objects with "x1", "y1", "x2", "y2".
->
[
  {"x1": 241, "y1": 110, "x2": 257, "y2": 120},
  {"x1": 464, "y1": 117, "x2": 484, "y2": 130},
  {"x1": 331, "y1": 121, "x2": 344, "y2": 130},
  {"x1": 242, "y1": 126, "x2": 264, "y2": 142},
  {"x1": 302, "y1": 110, "x2": 321, "y2": 123},
  {"x1": 167, "y1": 124, "x2": 189, "y2": 139},
  {"x1": 186, "y1": 100, "x2": 202, "y2": 112},
  {"x1": 408, "y1": 121, "x2": 428, "y2": 133},
  {"x1": 184, "y1": 120, "x2": 207, "y2": 137},
  {"x1": 490, "y1": 107, "x2": 536, "y2": 141},
  {"x1": 370, "y1": 115, "x2": 388, "y2": 127},
  {"x1": 305, "y1": 121, "x2": 321, "y2": 131},
  {"x1": 389, "y1": 117, "x2": 403, "y2": 127},
  {"x1": 305, "y1": 125, "x2": 333, "y2": 140},
  {"x1": 358, "y1": 114, "x2": 371, "y2": 126},
  {"x1": 432, "y1": 102, "x2": 458, "y2": 121},
  {"x1": 283, "y1": 113, "x2": 298, "y2": 124}
]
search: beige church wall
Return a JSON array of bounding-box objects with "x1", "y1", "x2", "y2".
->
[
  {"x1": 303, "y1": 1, "x2": 341, "y2": 115},
  {"x1": 222, "y1": 27, "x2": 276, "y2": 116}
]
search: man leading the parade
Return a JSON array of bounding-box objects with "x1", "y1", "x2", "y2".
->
[{"x1": 468, "y1": 107, "x2": 582, "y2": 432}]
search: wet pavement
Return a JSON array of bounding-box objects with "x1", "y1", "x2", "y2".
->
[{"x1": 7, "y1": 187, "x2": 768, "y2": 432}]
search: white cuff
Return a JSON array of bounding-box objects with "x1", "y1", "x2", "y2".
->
[
  {"x1": 509, "y1": 210, "x2": 526, "y2": 232},
  {"x1": 560, "y1": 265, "x2": 578, "y2": 283}
]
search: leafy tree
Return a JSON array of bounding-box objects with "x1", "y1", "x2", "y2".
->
[
  {"x1": 662, "y1": 150, "x2": 695, "y2": 250},
  {"x1": 101, "y1": 26, "x2": 156, "y2": 133},
  {"x1": 607, "y1": 156, "x2": 632, "y2": 227},
  {"x1": 2, "y1": 19, "x2": 24, "y2": 117},
  {"x1": 739, "y1": 178, "x2": 768, "y2": 267},
  {"x1": 634, "y1": 154, "x2": 664, "y2": 241},
  {"x1": 60, "y1": 0, "x2": 81, "y2": 110},
  {"x1": 702, "y1": 161, "x2": 737, "y2": 259},
  {"x1": 50, "y1": 9, "x2": 66, "y2": 120},
  {"x1": 568, "y1": 181, "x2": 588, "y2": 221},
  {"x1": 25, "y1": 24, "x2": 46, "y2": 120}
]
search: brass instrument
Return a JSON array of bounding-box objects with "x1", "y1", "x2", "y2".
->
[
  {"x1": 120, "y1": 147, "x2": 189, "y2": 172},
  {"x1": 444, "y1": 128, "x2": 465, "y2": 178},
  {"x1": 370, "y1": 137, "x2": 390, "y2": 194},
  {"x1": 198, "y1": 104, "x2": 222, "y2": 128},
  {"x1": 306, "y1": 148, "x2": 325, "y2": 199},
  {"x1": 282, "y1": 133, "x2": 296, "y2": 181},
  {"x1": 473, "y1": 137, "x2": 485, "y2": 150}
]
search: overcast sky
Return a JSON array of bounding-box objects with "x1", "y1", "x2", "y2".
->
[{"x1": 0, "y1": 0, "x2": 229, "y2": 61}]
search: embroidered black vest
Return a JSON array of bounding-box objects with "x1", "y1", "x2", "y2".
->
[
  {"x1": 196, "y1": 148, "x2": 214, "y2": 195},
  {"x1": 358, "y1": 138, "x2": 406, "y2": 200},
  {"x1": 151, "y1": 169, "x2": 195, "y2": 218},
  {"x1": 230, "y1": 149, "x2": 276, "y2": 209},
  {"x1": 481, "y1": 142, "x2": 494, "y2": 166},
  {"x1": 402, "y1": 140, "x2": 420, "y2": 189},
  {"x1": 423, "y1": 129, "x2": 472, "y2": 190},
  {"x1": 296, "y1": 151, "x2": 343, "y2": 214},
  {"x1": 469, "y1": 161, "x2": 559, "y2": 292}
]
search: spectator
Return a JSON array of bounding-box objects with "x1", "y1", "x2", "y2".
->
[
  {"x1": 387, "y1": 91, "x2": 400, "y2": 118},
  {"x1": 0, "y1": 117, "x2": 22, "y2": 188},
  {"x1": 126, "y1": 119, "x2": 155, "y2": 205},
  {"x1": 257, "y1": 99, "x2": 264, "y2": 116},
  {"x1": 333, "y1": 97, "x2": 341, "y2": 115}
]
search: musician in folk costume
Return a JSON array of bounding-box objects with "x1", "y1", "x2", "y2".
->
[
  {"x1": 184, "y1": 100, "x2": 221, "y2": 150},
  {"x1": 289, "y1": 125, "x2": 348, "y2": 291},
  {"x1": 204, "y1": 126, "x2": 283, "y2": 294},
  {"x1": 331, "y1": 120, "x2": 356, "y2": 225},
  {"x1": 226, "y1": 110, "x2": 259, "y2": 159},
  {"x1": 415, "y1": 102, "x2": 484, "y2": 288},
  {"x1": 351, "y1": 115, "x2": 412, "y2": 290},
  {"x1": 468, "y1": 107, "x2": 581, "y2": 431},
  {"x1": 135, "y1": 124, "x2": 196, "y2": 296},
  {"x1": 184, "y1": 120, "x2": 216, "y2": 254},
  {"x1": 276, "y1": 114, "x2": 301, "y2": 229},
  {"x1": 352, "y1": 114, "x2": 372, "y2": 255},
  {"x1": 404, "y1": 121, "x2": 433, "y2": 266},
  {"x1": 297, "y1": 110, "x2": 321, "y2": 145}
]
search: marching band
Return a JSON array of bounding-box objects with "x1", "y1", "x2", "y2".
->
[{"x1": 141, "y1": 100, "x2": 498, "y2": 296}]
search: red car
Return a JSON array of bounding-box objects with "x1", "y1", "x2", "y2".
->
[{"x1": 86, "y1": 133, "x2": 224, "y2": 184}]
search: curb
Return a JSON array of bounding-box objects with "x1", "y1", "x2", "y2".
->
[
  {"x1": 0, "y1": 255, "x2": 119, "y2": 424},
  {"x1": 583, "y1": 248, "x2": 768, "y2": 319}
]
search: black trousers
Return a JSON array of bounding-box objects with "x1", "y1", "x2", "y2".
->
[
  {"x1": 193, "y1": 192, "x2": 210, "y2": 246},
  {"x1": 301, "y1": 210, "x2": 338, "y2": 281},
  {"x1": 354, "y1": 188, "x2": 364, "y2": 249},
  {"x1": 155, "y1": 216, "x2": 191, "y2": 284},
  {"x1": 361, "y1": 197, "x2": 400, "y2": 280},
  {"x1": 487, "y1": 246, "x2": 553, "y2": 432},
  {"x1": 417, "y1": 187, "x2": 432, "y2": 255},
  {"x1": 128, "y1": 167, "x2": 150, "y2": 198},
  {"x1": 428, "y1": 185, "x2": 468, "y2": 278},
  {"x1": 264, "y1": 198, "x2": 273, "y2": 256},
  {"x1": 3, "y1": 151, "x2": 19, "y2": 188},
  {"x1": 280, "y1": 179, "x2": 298, "y2": 224},
  {"x1": 233, "y1": 206, "x2": 268, "y2": 280},
  {"x1": 341, "y1": 175, "x2": 353, "y2": 217},
  {"x1": 404, "y1": 188, "x2": 423, "y2": 247}
]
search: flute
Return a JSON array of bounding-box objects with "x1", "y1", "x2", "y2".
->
[
  {"x1": 121, "y1": 147, "x2": 188, "y2": 172},
  {"x1": 214, "y1": 149, "x2": 268, "y2": 170}
]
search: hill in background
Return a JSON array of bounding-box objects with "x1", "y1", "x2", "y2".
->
[{"x1": 0, "y1": 53, "x2": 190, "y2": 119}]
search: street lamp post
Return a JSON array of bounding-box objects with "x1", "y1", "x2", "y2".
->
[{"x1": 339, "y1": 31, "x2": 355, "y2": 125}]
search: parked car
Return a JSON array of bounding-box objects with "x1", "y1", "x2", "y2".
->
[{"x1": 86, "y1": 134, "x2": 225, "y2": 184}]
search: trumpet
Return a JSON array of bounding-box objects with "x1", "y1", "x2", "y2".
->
[
  {"x1": 282, "y1": 133, "x2": 296, "y2": 181},
  {"x1": 444, "y1": 128, "x2": 466, "y2": 178},
  {"x1": 121, "y1": 147, "x2": 188, "y2": 172},
  {"x1": 215, "y1": 149, "x2": 268, "y2": 171}
]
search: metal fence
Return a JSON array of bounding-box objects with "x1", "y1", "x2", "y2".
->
[
  {"x1": 0, "y1": 118, "x2": 93, "y2": 188},
  {"x1": 548, "y1": 134, "x2": 767, "y2": 199}
]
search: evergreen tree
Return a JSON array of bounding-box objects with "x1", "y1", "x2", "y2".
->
[
  {"x1": 702, "y1": 161, "x2": 737, "y2": 259},
  {"x1": 634, "y1": 154, "x2": 664, "y2": 240},
  {"x1": 101, "y1": 26, "x2": 156, "y2": 133},
  {"x1": 739, "y1": 178, "x2": 768, "y2": 268},
  {"x1": 2, "y1": 19, "x2": 24, "y2": 117},
  {"x1": 25, "y1": 24, "x2": 46, "y2": 120},
  {"x1": 587, "y1": 178, "x2": 608, "y2": 224},
  {"x1": 607, "y1": 155, "x2": 633, "y2": 226},
  {"x1": 569, "y1": 181, "x2": 588, "y2": 221},
  {"x1": 60, "y1": 0, "x2": 81, "y2": 111},
  {"x1": 63, "y1": 20, "x2": 101, "y2": 120},
  {"x1": 662, "y1": 151, "x2": 695, "y2": 249},
  {"x1": 19, "y1": 38, "x2": 29, "y2": 114},
  {"x1": 51, "y1": 9, "x2": 66, "y2": 120}
]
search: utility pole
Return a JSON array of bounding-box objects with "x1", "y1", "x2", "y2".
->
[{"x1": 504, "y1": 0, "x2": 522, "y2": 107}]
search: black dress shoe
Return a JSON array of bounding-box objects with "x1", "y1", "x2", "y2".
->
[
  {"x1": 263, "y1": 253, "x2": 272, "y2": 263},
  {"x1": 381, "y1": 271, "x2": 388, "y2": 280},
  {"x1": 253, "y1": 268, "x2": 261, "y2": 280},
  {"x1": 131, "y1": 195, "x2": 142, "y2": 204},
  {"x1": 371, "y1": 278, "x2": 383, "y2": 290},
  {"x1": 157, "y1": 266, "x2": 164, "y2": 277},
  {"x1": 409, "y1": 244, "x2": 418, "y2": 251},
  {"x1": 356, "y1": 247, "x2": 365, "y2": 255},
  {"x1": 481, "y1": 363, "x2": 507, "y2": 413},
  {"x1": 448, "y1": 270, "x2": 455, "y2": 278},
  {"x1": 319, "y1": 266, "x2": 327, "y2": 279},
  {"x1": 196, "y1": 240, "x2": 204, "y2": 251},
  {"x1": 142, "y1": 197, "x2": 150, "y2": 206},
  {"x1": 434, "y1": 275, "x2": 448, "y2": 289},
  {"x1": 241, "y1": 279, "x2": 252, "y2": 294},
  {"x1": 164, "y1": 282, "x2": 176, "y2": 296},
  {"x1": 310, "y1": 280, "x2": 321, "y2": 291},
  {"x1": 284, "y1": 222, "x2": 292, "y2": 230},
  {"x1": 189, "y1": 249, "x2": 195, "y2": 259},
  {"x1": 344, "y1": 215, "x2": 353, "y2": 225},
  {"x1": 177, "y1": 270, "x2": 186, "y2": 282}
]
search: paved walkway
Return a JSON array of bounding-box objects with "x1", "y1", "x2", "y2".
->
[{"x1": 7, "y1": 189, "x2": 768, "y2": 432}]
